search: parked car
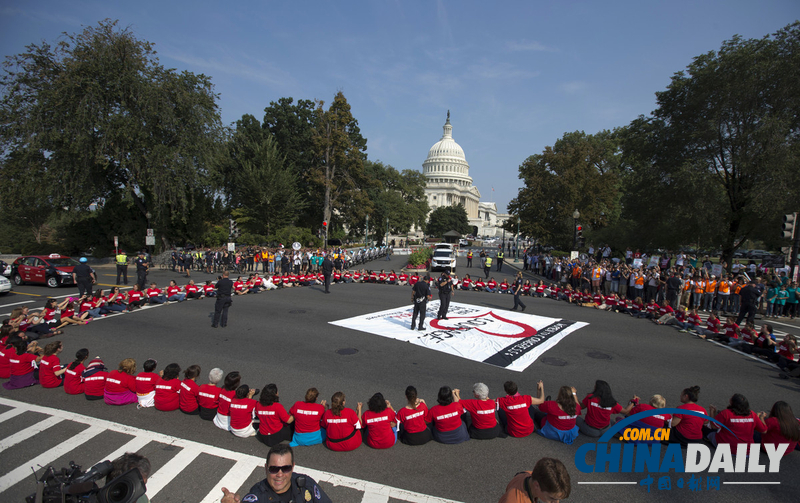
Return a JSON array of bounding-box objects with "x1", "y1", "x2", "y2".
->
[
  {"x1": 431, "y1": 244, "x2": 457, "y2": 273},
  {"x1": 458, "y1": 238, "x2": 470, "y2": 246},
  {"x1": 10, "y1": 254, "x2": 79, "y2": 288},
  {"x1": 0, "y1": 274, "x2": 11, "y2": 295},
  {"x1": 1, "y1": 260, "x2": 10, "y2": 278},
  {"x1": 746, "y1": 249, "x2": 772, "y2": 260}
]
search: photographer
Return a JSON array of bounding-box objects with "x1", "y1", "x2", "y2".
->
[{"x1": 104, "y1": 452, "x2": 150, "y2": 503}]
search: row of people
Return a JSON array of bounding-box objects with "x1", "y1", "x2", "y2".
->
[{"x1": 1, "y1": 334, "x2": 797, "y2": 457}]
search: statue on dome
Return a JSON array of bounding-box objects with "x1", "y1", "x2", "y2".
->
[{"x1": 447, "y1": 110, "x2": 450, "y2": 121}]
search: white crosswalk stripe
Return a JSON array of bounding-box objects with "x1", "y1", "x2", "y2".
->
[{"x1": 0, "y1": 397, "x2": 461, "y2": 503}]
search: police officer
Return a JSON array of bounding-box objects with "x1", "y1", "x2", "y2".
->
[
  {"x1": 411, "y1": 275, "x2": 432, "y2": 330},
  {"x1": 212, "y1": 270, "x2": 234, "y2": 328},
  {"x1": 115, "y1": 250, "x2": 128, "y2": 285},
  {"x1": 484, "y1": 255, "x2": 493, "y2": 279},
  {"x1": 72, "y1": 257, "x2": 96, "y2": 297},
  {"x1": 737, "y1": 279, "x2": 761, "y2": 326},
  {"x1": 437, "y1": 269, "x2": 453, "y2": 320},
  {"x1": 511, "y1": 271, "x2": 526, "y2": 312},
  {"x1": 321, "y1": 254, "x2": 334, "y2": 294},
  {"x1": 466, "y1": 249, "x2": 473, "y2": 268},
  {"x1": 135, "y1": 250, "x2": 149, "y2": 290},
  {"x1": 221, "y1": 445, "x2": 331, "y2": 503},
  {"x1": 497, "y1": 249, "x2": 505, "y2": 271}
]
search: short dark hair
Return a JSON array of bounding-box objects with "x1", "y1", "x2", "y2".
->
[
  {"x1": 162, "y1": 363, "x2": 181, "y2": 381},
  {"x1": 106, "y1": 452, "x2": 151, "y2": 484},
  {"x1": 367, "y1": 392, "x2": 387, "y2": 413},
  {"x1": 143, "y1": 359, "x2": 157, "y2": 372},
  {"x1": 437, "y1": 386, "x2": 453, "y2": 406},
  {"x1": 530, "y1": 457, "x2": 571, "y2": 499},
  {"x1": 504, "y1": 380, "x2": 518, "y2": 395},
  {"x1": 184, "y1": 364, "x2": 201, "y2": 380},
  {"x1": 267, "y1": 444, "x2": 294, "y2": 467},
  {"x1": 223, "y1": 371, "x2": 241, "y2": 391}
]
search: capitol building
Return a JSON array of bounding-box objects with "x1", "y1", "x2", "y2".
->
[{"x1": 421, "y1": 112, "x2": 503, "y2": 237}]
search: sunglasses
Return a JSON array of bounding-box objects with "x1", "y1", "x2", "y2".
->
[{"x1": 268, "y1": 465, "x2": 293, "y2": 474}]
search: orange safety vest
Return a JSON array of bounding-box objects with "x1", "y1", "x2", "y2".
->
[
  {"x1": 733, "y1": 283, "x2": 742, "y2": 295},
  {"x1": 694, "y1": 280, "x2": 705, "y2": 294},
  {"x1": 683, "y1": 280, "x2": 693, "y2": 292},
  {"x1": 593, "y1": 268, "x2": 603, "y2": 280},
  {"x1": 705, "y1": 280, "x2": 717, "y2": 293},
  {"x1": 718, "y1": 281, "x2": 730, "y2": 294},
  {"x1": 635, "y1": 275, "x2": 645, "y2": 286}
]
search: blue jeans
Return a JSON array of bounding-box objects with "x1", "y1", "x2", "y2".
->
[
  {"x1": 149, "y1": 295, "x2": 166, "y2": 304},
  {"x1": 168, "y1": 293, "x2": 186, "y2": 302},
  {"x1": 717, "y1": 295, "x2": 729, "y2": 312},
  {"x1": 704, "y1": 293, "x2": 715, "y2": 311}
]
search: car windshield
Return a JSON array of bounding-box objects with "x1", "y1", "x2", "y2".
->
[
  {"x1": 46, "y1": 258, "x2": 79, "y2": 267},
  {"x1": 434, "y1": 251, "x2": 452, "y2": 258}
]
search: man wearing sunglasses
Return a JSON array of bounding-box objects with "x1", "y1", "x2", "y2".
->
[{"x1": 221, "y1": 444, "x2": 331, "y2": 503}]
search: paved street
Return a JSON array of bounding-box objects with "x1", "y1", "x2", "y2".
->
[{"x1": 1, "y1": 252, "x2": 798, "y2": 502}]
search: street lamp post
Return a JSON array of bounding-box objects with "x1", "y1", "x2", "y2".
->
[
  {"x1": 572, "y1": 209, "x2": 580, "y2": 251},
  {"x1": 515, "y1": 217, "x2": 520, "y2": 262},
  {"x1": 386, "y1": 217, "x2": 389, "y2": 246},
  {"x1": 365, "y1": 214, "x2": 370, "y2": 248},
  {"x1": 145, "y1": 211, "x2": 152, "y2": 257}
]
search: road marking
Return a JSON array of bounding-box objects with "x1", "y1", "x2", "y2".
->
[
  {"x1": 8, "y1": 292, "x2": 42, "y2": 297},
  {"x1": 0, "y1": 415, "x2": 64, "y2": 452},
  {"x1": 96, "y1": 434, "x2": 153, "y2": 468},
  {"x1": 0, "y1": 408, "x2": 26, "y2": 424},
  {"x1": 0, "y1": 300, "x2": 34, "y2": 308},
  {"x1": 0, "y1": 398, "x2": 461, "y2": 503}
]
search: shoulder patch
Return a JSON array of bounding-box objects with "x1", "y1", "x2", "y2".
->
[
  {"x1": 242, "y1": 494, "x2": 258, "y2": 503},
  {"x1": 314, "y1": 484, "x2": 321, "y2": 500}
]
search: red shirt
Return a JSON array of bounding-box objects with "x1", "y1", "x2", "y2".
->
[
  {"x1": 0, "y1": 344, "x2": 12, "y2": 379},
  {"x1": 179, "y1": 379, "x2": 200, "y2": 412},
  {"x1": 63, "y1": 363, "x2": 85, "y2": 394},
  {"x1": 9, "y1": 352, "x2": 36, "y2": 376},
  {"x1": 460, "y1": 399, "x2": 498, "y2": 429},
  {"x1": 154, "y1": 378, "x2": 181, "y2": 411},
  {"x1": 135, "y1": 372, "x2": 160, "y2": 394},
  {"x1": 398, "y1": 274, "x2": 408, "y2": 282},
  {"x1": 43, "y1": 308, "x2": 58, "y2": 322},
  {"x1": 581, "y1": 395, "x2": 623, "y2": 429},
  {"x1": 39, "y1": 355, "x2": 63, "y2": 387},
  {"x1": 500, "y1": 282, "x2": 510, "y2": 291},
  {"x1": 777, "y1": 342, "x2": 795, "y2": 361},
  {"x1": 474, "y1": 280, "x2": 486, "y2": 288},
  {"x1": 724, "y1": 323, "x2": 739, "y2": 339},
  {"x1": 146, "y1": 288, "x2": 162, "y2": 298},
  {"x1": 488, "y1": 280, "x2": 498, "y2": 289},
  {"x1": 105, "y1": 370, "x2": 136, "y2": 393},
  {"x1": 256, "y1": 402, "x2": 292, "y2": 435},
  {"x1": 128, "y1": 291, "x2": 144, "y2": 302},
  {"x1": 396, "y1": 404, "x2": 429, "y2": 434},
  {"x1": 687, "y1": 313, "x2": 702, "y2": 326},
  {"x1": 185, "y1": 284, "x2": 199, "y2": 294},
  {"x1": 705, "y1": 318, "x2": 721, "y2": 333},
  {"x1": 289, "y1": 401, "x2": 325, "y2": 433},
  {"x1": 713, "y1": 409, "x2": 767, "y2": 447},
  {"x1": 217, "y1": 388, "x2": 236, "y2": 416},
  {"x1": 497, "y1": 394, "x2": 534, "y2": 437},
  {"x1": 84, "y1": 370, "x2": 108, "y2": 397},
  {"x1": 166, "y1": 286, "x2": 181, "y2": 296},
  {"x1": 198, "y1": 384, "x2": 221, "y2": 409},
  {"x1": 461, "y1": 278, "x2": 471, "y2": 289},
  {"x1": 658, "y1": 305, "x2": 674, "y2": 317},
  {"x1": 539, "y1": 401, "x2": 580, "y2": 431},
  {"x1": 761, "y1": 417, "x2": 800, "y2": 455},
  {"x1": 362, "y1": 409, "x2": 397, "y2": 449},
  {"x1": 229, "y1": 397, "x2": 257, "y2": 429},
  {"x1": 426, "y1": 402, "x2": 465, "y2": 432},
  {"x1": 409, "y1": 275, "x2": 420, "y2": 286},
  {"x1": 203, "y1": 285, "x2": 215, "y2": 295},
  {"x1": 741, "y1": 328, "x2": 756, "y2": 344},
  {"x1": 79, "y1": 300, "x2": 94, "y2": 313},
  {"x1": 674, "y1": 403, "x2": 707, "y2": 440},
  {"x1": 630, "y1": 403, "x2": 671, "y2": 428},
  {"x1": 322, "y1": 408, "x2": 362, "y2": 451}
]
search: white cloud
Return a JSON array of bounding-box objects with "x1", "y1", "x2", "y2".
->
[
  {"x1": 162, "y1": 48, "x2": 296, "y2": 89},
  {"x1": 507, "y1": 40, "x2": 558, "y2": 52}
]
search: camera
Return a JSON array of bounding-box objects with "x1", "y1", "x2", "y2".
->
[{"x1": 26, "y1": 460, "x2": 146, "y2": 503}]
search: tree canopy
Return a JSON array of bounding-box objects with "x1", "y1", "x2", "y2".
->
[{"x1": 426, "y1": 204, "x2": 471, "y2": 237}]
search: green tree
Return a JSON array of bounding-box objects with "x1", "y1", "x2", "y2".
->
[
  {"x1": 426, "y1": 204, "x2": 471, "y2": 237},
  {"x1": 359, "y1": 160, "x2": 429, "y2": 244},
  {"x1": 508, "y1": 130, "x2": 623, "y2": 249},
  {"x1": 0, "y1": 19, "x2": 223, "y2": 248}
]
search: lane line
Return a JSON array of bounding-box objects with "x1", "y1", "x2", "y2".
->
[
  {"x1": 0, "y1": 398, "x2": 462, "y2": 503},
  {"x1": 0, "y1": 416, "x2": 64, "y2": 452},
  {"x1": 361, "y1": 493, "x2": 390, "y2": 503},
  {"x1": 0, "y1": 300, "x2": 34, "y2": 308},
  {"x1": 96, "y1": 435, "x2": 153, "y2": 468},
  {"x1": 0, "y1": 408, "x2": 27, "y2": 424},
  {"x1": 0, "y1": 424, "x2": 105, "y2": 491},
  {"x1": 8, "y1": 292, "x2": 41, "y2": 297},
  {"x1": 200, "y1": 457, "x2": 263, "y2": 503},
  {"x1": 144, "y1": 446, "x2": 202, "y2": 498}
]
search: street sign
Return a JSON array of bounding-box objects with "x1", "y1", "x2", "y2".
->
[
  {"x1": 145, "y1": 236, "x2": 156, "y2": 246},
  {"x1": 228, "y1": 242, "x2": 235, "y2": 252},
  {"x1": 146, "y1": 228, "x2": 154, "y2": 237},
  {"x1": 114, "y1": 236, "x2": 119, "y2": 247}
]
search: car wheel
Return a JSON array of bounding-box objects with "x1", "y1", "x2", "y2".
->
[
  {"x1": 12, "y1": 274, "x2": 23, "y2": 286},
  {"x1": 46, "y1": 276, "x2": 59, "y2": 288}
]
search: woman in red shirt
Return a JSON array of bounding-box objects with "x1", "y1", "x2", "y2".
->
[
  {"x1": 706, "y1": 393, "x2": 767, "y2": 449},
  {"x1": 39, "y1": 341, "x2": 67, "y2": 388},
  {"x1": 82, "y1": 357, "x2": 108, "y2": 400},
  {"x1": 255, "y1": 384, "x2": 295, "y2": 447},
  {"x1": 322, "y1": 391, "x2": 363, "y2": 452},
  {"x1": 458, "y1": 383, "x2": 502, "y2": 439},
  {"x1": 214, "y1": 371, "x2": 241, "y2": 431},
  {"x1": 577, "y1": 380, "x2": 632, "y2": 437},
  {"x1": 179, "y1": 365, "x2": 202, "y2": 415},
  {"x1": 533, "y1": 386, "x2": 581, "y2": 444},
  {"x1": 2, "y1": 338, "x2": 42, "y2": 390},
  {"x1": 669, "y1": 386, "x2": 707, "y2": 446},
  {"x1": 426, "y1": 386, "x2": 469, "y2": 444},
  {"x1": 397, "y1": 386, "x2": 432, "y2": 445},
  {"x1": 756, "y1": 401, "x2": 800, "y2": 456},
  {"x1": 135, "y1": 359, "x2": 160, "y2": 408},
  {"x1": 289, "y1": 387, "x2": 327, "y2": 446},
  {"x1": 497, "y1": 380, "x2": 544, "y2": 438},
  {"x1": 63, "y1": 348, "x2": 89, "y2": 395},
  {"x1": 362, "y1": 392, "x2": 397, "y2": 449},
  {"x1": 154, "y1": 363, "x2": 182, "y2": 412},
  {"x1": 198, "y1": 368, "x2": 223, "y2": 421},
  {"x1": 104, "y1": 358, "x2": 137, "y2": 405},
  {"x1": 229, "y1": 385, "x2": 258, "y2": 438}
]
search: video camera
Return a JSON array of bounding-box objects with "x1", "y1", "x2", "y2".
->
[{"x1": 26, "y1": 460, "x2": 146, "y2": 503}]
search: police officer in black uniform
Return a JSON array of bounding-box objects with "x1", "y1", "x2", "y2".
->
[
  {"x1": 511, "y1": 271, "x2": 526, "y2": 312},
  {"x1": 321, "y1": 255, "x2": 334, "y2": 294},
  {"x1": 437, "y1": 269, "x2": 453, "y2": 320},
  {"x1": 411, "y1": 275, "x2": 432, "y2": 330},
  {"x1": 220, "y1": 445, "x2": 331, "y2": 503},
  {"x1": 135, "y1": 250, "x2": 149, "y2": 290},
  {"x1": 736, "y1": 279, "x2": 761, "y2": 326},
  {"x1": 72, "y1": 257, "x2": 96, "y2": 297},
  {"x1": 212, "y1": 270, "x2": 234, "y2": 328}
]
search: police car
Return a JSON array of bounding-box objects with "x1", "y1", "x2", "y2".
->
[{"x1": 10, "y1": 254, "x2": 79, "y2": 288}]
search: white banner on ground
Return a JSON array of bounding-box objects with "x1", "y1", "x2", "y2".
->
[{"x1": 330, "y1": 301, "x2": 588, "y2": 372}]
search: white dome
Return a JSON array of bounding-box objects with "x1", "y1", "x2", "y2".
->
[{"x1": 422, "y1": 112, "x2": 471, "y2": 184}]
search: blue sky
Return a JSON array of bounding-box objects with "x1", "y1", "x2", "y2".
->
[{"x1": 2, "y1": 1, "x2": 798, "y2": 213}]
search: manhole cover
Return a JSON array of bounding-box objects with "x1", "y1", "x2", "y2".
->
[
  {"x1": 587, "y1": 351, "x2": 612, "y2": 360},
  {"x1": 541, "y1": 357, "x2": 567, "y2": 366},
  {"x1": 336, "y1": 348, "x2": 359, "y2": 356},
  {"x1": 289, "y1": 310, "x2": 306, "y2": 314}
]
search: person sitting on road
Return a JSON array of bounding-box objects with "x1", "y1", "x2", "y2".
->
[
  {"x1": 427, "y1": 386, "x2": 469, "y2": 444},
  {"x1": 497, "y1": 380, "x2": 544, "y2": 438},
  {"x1": 322, "y1": 391, "x2": 363, "y2": 452},
  {"x1": 362, "y1": 392, "x2": 397, "y2": 449},
  {"x1": 289, "y1": 387, "x2": 327, "y2": 447},
  {"x1": 459, "y1": 383, "x2": 502, "y2": 440},
  {"x1": 154, "y1": 363, "x2": 181, "y2": 411},
  {"x1": 179, "y1": 364, "x2": 202, "y2": 415},
  {"x1": 576, "y1": 380, "x2": 633, "y2": 437},
  {"x1": 532, "y1": 386, "x2": 581, "y2": 445},
  {"x1": 104, "y1": 358, "x2": 138, "y2": 406},
  {"x1": 255, "y1": 383, "x2": 295, "y2": 447},
  {"x1": 214, "y1": 371, "x2": 241, "y2": 431},
  {"x1": 229, "y1": 384, "x2": 259, "y2": 438},
  {"x1": 397, "y1": 385, "x2": 432, "y2": 446},
  {"x1": 198, "y1": 367, "x2": 223, "y2": 421}
]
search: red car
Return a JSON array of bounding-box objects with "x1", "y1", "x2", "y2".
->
[{"x1": 11, "y1": 254, "x2": 80, "y2": 288}]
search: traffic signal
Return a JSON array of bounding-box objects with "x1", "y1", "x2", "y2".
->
[
  {"x1": 322, "y1": 220, "x2": 328, "y2": 229},
  {"x1": 576, "y1": 224, "x2": 583, "y2": 239},
  {"x1": 229, "y1": 216, "x2": 239, "y2": 239},
  {"x1": 576, "y1": 224, "x2": 585, "y2": 248},
  {"x1": 783, "y1": 213, "x2": 796, "y2": 239}
]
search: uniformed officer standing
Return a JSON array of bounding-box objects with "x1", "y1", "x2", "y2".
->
[
  {"x1": 484, "y1": 255, "x2": 493, "y2": 279},
  {"x1": 115, "y1": 250, "x2": 128, "y2": 285},
  {"x1": 212, "y1": 270, "x2": 234, "y2": 328},
  {"x1": 497, "y1": 250, "x2": 505, "y2": 271},
  {"x1": 135, "y1": 250, "x2": 149, "y2": 290},
  {"x1": 321, "y1": 255, "x2": 334, "y2": 294},
  {"x1": 71, "y1": 257, "x2": 96, "y2": 297},
  {"x1": 511, "y1": 271, "x2": 526, "y2": 312},
  {"x1": 220, "y1": 445, "x2": 332, "y2": 503},
  {"x1": 437, "y1": 269, "x2": 453, "y2": 320},
  {"x1": 410, "y1": 275, "x2": 432, "y2": 330},
  {"x1": 466, "y1": 250, "x2": 473, "y2": 268}
]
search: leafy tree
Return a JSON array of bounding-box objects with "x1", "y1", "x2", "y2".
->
[
  {"x1": 0, "y1": 19, "x2": 224, "y2": 248},
  {"x1": 0, "y1": 149, "x2": 56, "y2": 245},
  {"x1": 508, "y1": 130, "x2": 623, "y2": 249},
  {"x1": 426, "y1": 204, "x2": 471, "y2": 237}
]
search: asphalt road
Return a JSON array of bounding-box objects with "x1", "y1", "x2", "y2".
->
[{"x1": 1, "y1": 254, "x2": 799, "y2": 502}]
